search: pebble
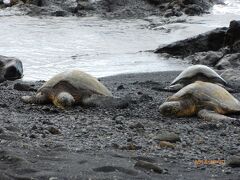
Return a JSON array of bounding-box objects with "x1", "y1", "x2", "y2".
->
[
  {"x1": 0, "y1": 128, "x2": 5, "y2": 134},
  {"x1": 113, "y1": 115, "x2": 125, "y2": 123},
  {"x1": 29, "y1": 134, "x2": 37, "y2": 139},
  {"x1": 120, "y1": 143, "x2": 142, "y2": 150},
  {"x1": 155, "y1": 132, "x2": 181, "y2": 143},
  {"x1": 134, "y1": 160, "x2": 163, "y2": 174},
  {"x1": 197, "y1": 122, "x2": 224, "y2": 130},
  {"x1": 139, "y1": 94, "x2": 153, "y2": 102},
  {"x1": 13, "y1": 83, "x2": 36, "y2": 91},
  {"x1": 129, "y1": 122, "x2": 145, "y2": 130},
  {"x1": 48, "y1": 127, "x2": 61, "y2": 135},
  {"x1": 159, "y1": 141, "x2": 176, "y2": 149},
  {"x1": 226, "y1": 156, "x2": 240, "y2": 167},
  {"x1": 117, "y1": 84, "x2": 125, "y2": 90}
]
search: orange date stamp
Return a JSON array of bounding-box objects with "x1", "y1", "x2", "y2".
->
[{"x1": 194, "y1": 160, "x2": 225, "y2": 166}]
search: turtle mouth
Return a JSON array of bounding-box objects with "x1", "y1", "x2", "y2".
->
[{"x1": 159, "y1": 101, "x2": 181, "y2": 116}]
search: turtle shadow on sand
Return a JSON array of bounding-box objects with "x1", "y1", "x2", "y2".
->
[{"x1": 21, "y1": 69, "x2": 131, "y2": 110}]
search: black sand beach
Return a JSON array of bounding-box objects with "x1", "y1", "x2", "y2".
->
[{"x1": 0, "y1": 71, "x2": 240, "y2": 179}]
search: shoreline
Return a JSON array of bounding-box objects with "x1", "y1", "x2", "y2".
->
[{"x1": 0, "y1": 70, "x2": 240, "y2": 179}]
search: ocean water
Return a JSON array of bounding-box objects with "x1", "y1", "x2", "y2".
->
[{"x1": 0, "y1": 1, "x2": 239, "y2": 80}]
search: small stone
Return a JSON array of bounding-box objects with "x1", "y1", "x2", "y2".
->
[
  {"x1": 134, "y1": 160, "x2": 163, "y2": 174},
  {"x1": 139, "y1": 94, "x2": 153, "y2": 102},
  {"x1": 5, "y1": 126, "x2": 19, "y2": 132},
  {"x1": 113, "y1": 115, "x2": 125, "y2": 125},
  {"x1": 116, "y1": 124, "x2": 124, "y2": 130},
  {"x1": 159, "y1": 141, "x2": 176, "y2": 149},
  {"x1": 127, "y1": 138, "x2": 132, "y2": 142},
  {"x1": 29, "y1": 134, "x2": 37, "y2": 138},
  {"x1": 225, "y1": 169, "x2": 232, "y2": 174},
  {"x1": 13, "y1": 83, "x2": 36, "y2": 91},
  {"x1": 129, "y1": 122, "x2": 145, "y2": 130},
  {"x1": 120, "y1": 143, "x2": 142, "y2": 150},
  {"x1": 155, "y1": 132, "x2": 181, "y2": 143},
  {"x1": 117, "y1": 84, "x2": 125, "y2": 90},
  {"x1": 81, "y1": 128, "x2": 88, "y2": 134},
  {"x1": 197, "y1": 122, "x2": 224, "y2": 130},
  {"x1": 0, "y1": 128, "x2": 5, "y2": 134},
  {"x1": 226, "y1": 156, "x2": 240, "y2": 167},
  {"x1": 48, "y1": 127, "x2": 61, "y2": 135},
  {"x1": 31, "y1": 125, "x2": 38, "y2": 130}
]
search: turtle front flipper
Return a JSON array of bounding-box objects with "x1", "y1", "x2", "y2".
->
[
  {"x1": 165, "y1": 84, "x2": 184, "y2": 92},
  {"x1": 82, "y1": 95, "x2": 131, "y2": 109},
  {"x1": 21, "y1": 92, "x2": 49, "y2": 104},
  {"x1": 197, "y1": 109, "x2": 236, "y2": 121}
]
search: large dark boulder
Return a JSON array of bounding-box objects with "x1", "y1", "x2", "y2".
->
[
  {"x1": 224, "y1": 20, "x2": 240, "y2": 51},
  {"x1": 0, "y1": 55, "x2": 23, "y2": 83},
  {"x1": 154, "y1": 27, "x2": 228, "y2": 57}
]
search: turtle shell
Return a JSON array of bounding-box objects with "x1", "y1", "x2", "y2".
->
[
  {"x1": 170, "y1": 65, "x2": 227, "y2": 86},
  {"x1": 39, "y1": 69, "x2": 112, "y2": 96},
  {"x1": 168, "y1": 81, "x2": 240, "y2": 113}
]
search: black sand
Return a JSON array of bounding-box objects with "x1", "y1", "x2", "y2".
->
[{"x1": 0, "y1": 71, "x2": 240, "y2": 179}]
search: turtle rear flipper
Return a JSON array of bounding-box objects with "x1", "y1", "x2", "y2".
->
[
  {"x1": 197, "y1": 109, "x2": 236, "y2": 121},
  {"x1": 83, "y1": 95, "x2": 131, "y2": 109}
]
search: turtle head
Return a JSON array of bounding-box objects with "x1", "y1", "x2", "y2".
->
[
  {"x1": 159, "y1": 101, "x2": 182, "y2": 116},
  {"x1": 53, "y1": 92, "x2": 75, "y2": 109}
]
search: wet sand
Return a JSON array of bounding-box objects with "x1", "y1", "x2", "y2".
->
[{"x1": 0, "y1": 71, "x2": 240, "y2": 179}]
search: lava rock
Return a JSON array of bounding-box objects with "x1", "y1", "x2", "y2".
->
[
  {"x1": 155, "y1": 27, "x2": 227, "y2": 57},
  {"x1": 154, "y1": 132, "x2": 181, "y2": 143},
  {"x1": 120, "y1": 143, "x2": 142, "y2": 150},
  {"x1": 224, "y1": 20, "x2": 240, "y2": 50},
  {"x1": 14, "y1": 82, "x2": 36, "y2": 91},
  {"x1": 159, "y1": 141, "x2": 176, "y2": 149},
  {"x1": 215, "y1": 53, "x2": 240, "y2": 70},
  {"x1": 220, "y1": 68, "x2": 240, "y2": 88},
  {"x1": 185, "y1": 51, "x2": 224, "y2": 66},
  {"x1": 134, "y1": 160, "x2": 163, "y2": 174},
  {"x1": 48, "y1": 126, "x2": 61, "y2": 135},
  {"x1": 226, "y1": 156, "x2": 240, "y2": 168},
  {"x1": 0, "y1": 55, "x2": 23, "y2": 83},
  {"x1": 117, "y1": 84, "x2": 125, "y2": 90},
  {"x1": 184, "y1": 4, "x2": 204, "y2": 16},
  {"x1": 129, "y1": 122, "x2": 145, "y2": 130}
]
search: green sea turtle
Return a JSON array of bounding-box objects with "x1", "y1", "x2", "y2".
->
[
  {"x1": 159, "y1": 81, "x2": 240, "y2": 121},
  {"x1": 166, "y1": 65, "x2": 227, "y2": 91},
  {"x1": 21, "y1": 69, "x2": 128, "y2": 109}
]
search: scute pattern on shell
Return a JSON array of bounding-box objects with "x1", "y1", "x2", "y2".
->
[
  {"x1": 169, "y1": 81, "x2": 240, "y2": 113},
  {"x1": 39, "y1": 69, "x2": 112, "y2": 96},
  {"x1": 170, "y1": 65, "x2": 227, "y2": 86}
]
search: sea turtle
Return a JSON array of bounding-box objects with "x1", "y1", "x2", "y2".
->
[
  {"x1": 0, "y1": 55, "x2": 23, "y2": 82},
  {"x1": 159, "y1": 81, "x2": 240, "y2": 121},
  {"x1": 21, "y1": 69, "x2": 128, "y2": 109},
  {"x1": 166, "y1": 65, "x2": 227, "y2": 91}
]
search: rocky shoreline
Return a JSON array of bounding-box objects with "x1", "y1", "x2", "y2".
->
[
  {"x1": 155, "y1": 20, "x2": 240, "y2": 90},
  {"x1": 0, "y1": 71, "x2": 240, "y2": 179},
  {"x1": 0, "y1": 0, "x2": 224, "y2": 18}
]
